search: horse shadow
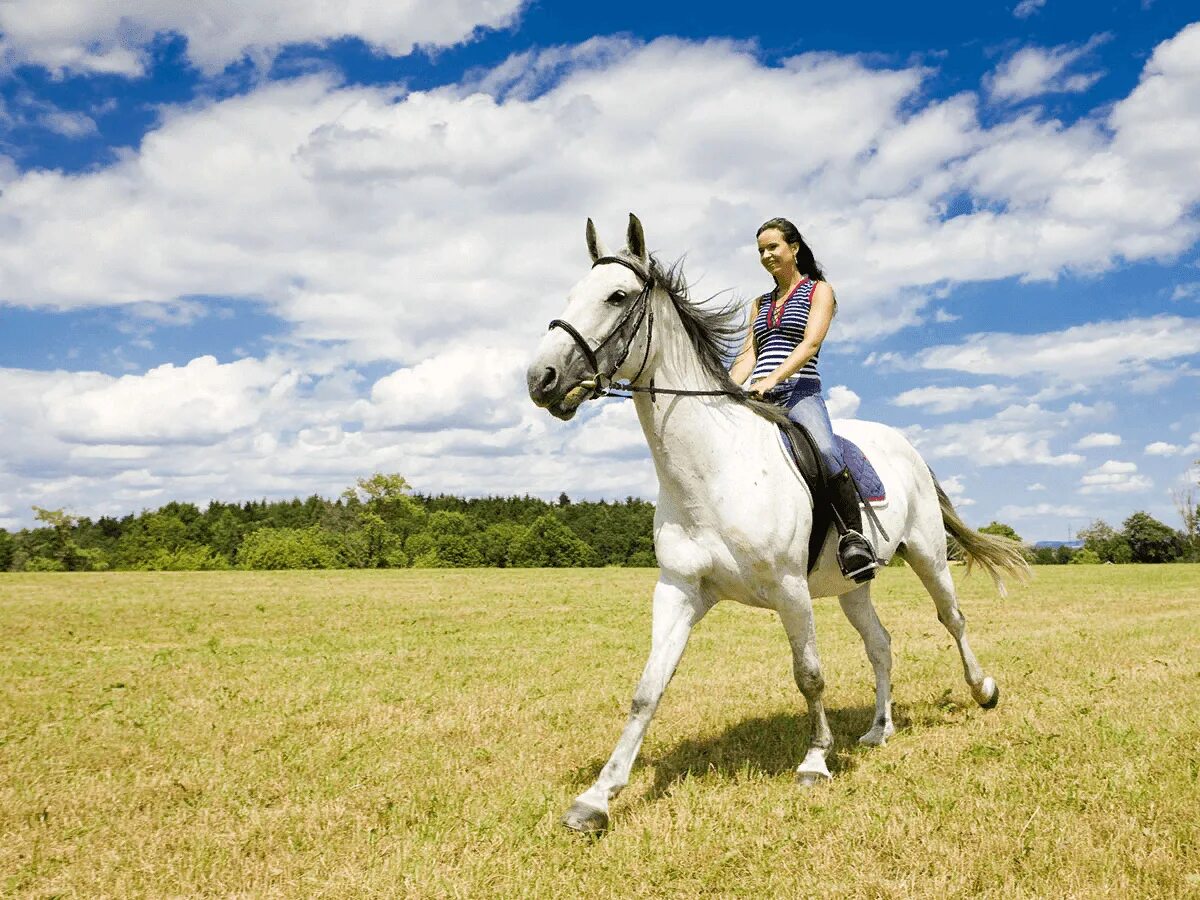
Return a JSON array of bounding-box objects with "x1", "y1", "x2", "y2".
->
[{"x1": 568, "y1": 703, "x2": 918, "y2": 802}]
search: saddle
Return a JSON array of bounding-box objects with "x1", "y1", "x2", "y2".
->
[{"x1": 777, "y1": 423, "x2": 887, "y2": 574}]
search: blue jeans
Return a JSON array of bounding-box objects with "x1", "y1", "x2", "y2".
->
[{"x1": 770, "y1": 380, "x2": 845, "y2": 475}]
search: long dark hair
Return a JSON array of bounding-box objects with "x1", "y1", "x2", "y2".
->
[{"x1": 756, "y1": 217, "x2": 827, "y2": 283}]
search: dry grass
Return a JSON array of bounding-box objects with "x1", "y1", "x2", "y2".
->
[{"x1": 2, "y1": 566, "x2": 1198, "y2": 898}]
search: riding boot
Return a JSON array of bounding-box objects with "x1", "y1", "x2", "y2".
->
[{"x1": 829, "y1": 467, "x2": 878, "y2": 583}]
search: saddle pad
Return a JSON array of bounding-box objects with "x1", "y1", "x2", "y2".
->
[
  {"x1": 777, "y1": 428, "x2": 887, "y2": 506},
  {"x1": 837, "y1": 435, "x2": 886, "y2": 505}
]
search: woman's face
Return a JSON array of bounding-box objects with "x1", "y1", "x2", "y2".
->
[{"x1": 757, "y1": 228, "x2": 799, "y2": 280}]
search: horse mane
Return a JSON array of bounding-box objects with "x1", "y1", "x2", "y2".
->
[{"x1": 647, "y1": 254, "x2": 795, "y2": 429}]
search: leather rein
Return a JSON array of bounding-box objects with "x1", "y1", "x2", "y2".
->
[{"x1": 547, "y1": 255, "x2": 746, "y2": 402}]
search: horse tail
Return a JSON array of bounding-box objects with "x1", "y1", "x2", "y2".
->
[{"x1": 932, "y1": 472, "x2": 1031, "y2": 598}]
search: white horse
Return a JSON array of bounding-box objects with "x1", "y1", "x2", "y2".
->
[{"x1": 526, "y1": 214, "x2": 1028, "y2": 834}]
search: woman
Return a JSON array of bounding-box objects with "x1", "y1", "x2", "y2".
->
[{"x1": 730, "y1": 217, "x2": 877, "y2": 583}]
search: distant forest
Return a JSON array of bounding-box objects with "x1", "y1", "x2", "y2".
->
[
  {"x1": 0, "y1": 474, "x2": 653, "y2": 572},
  {"x1": 1, "y1": 473, "x2": 1196, "y2": 571}
]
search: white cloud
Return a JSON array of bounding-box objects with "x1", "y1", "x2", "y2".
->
[
  {"x1": 356, "y1": 345, "x2": 528, "y2": 431},
  {"x1": 1145, "y1": 441, "x2": 1182, "y2": 457},
  {"x1": 0, "y1": 25, "x2": 1199, "y2": 357},
  {"x1": 0, "y1": 0, "x2": 528, "y2": 76},
  {"x1": 826, "y1": 385, "x2": 861, "y2": 419},
  {"x1": 933, "y1": 308, "x2": 961, "y2": 323},
  {"x1": 37, "y1": 110, "x2": 98, "y2": 138},
  {"x1": 939, "y1": 474, "x2": 976, "y2": 507},
  {"x1": 1075, "y1": 432, "x2": 1121, "y2": 449},
  {"x1": 986, "y1": 35, "x2": 1108, "y2": 103},
  {"x1": 997, "y1": 502, "x2": 1087, "y2": 519},
  {"x1": 905, "y1": 401, "x2": 1096, "y2": 467},
  {"x1": 1027, "y1": 483, "x2": 1046, "y2": 491},
  {"x1": 1013, "y1": 0, "x2": 1047, "y2": 18},
  {"x1": 1171, "y1": 282, "x2": 1200, "y2": 301},
  {"x1": 1146, "y1": 439, "x2": 1200, "y2": 457},
  {"x1": 1079, "y1": 459, "x2": 1152, "y2": 494},
  {"x1": 918, "y1": 316, "x2": 1200, "y2": 387},
  {"x1": 4, "y1": 25, "x2": 1200, "y2": 521},
  {"x1": 891, "y1": 383, "x2": 1015, "y2": 414}
]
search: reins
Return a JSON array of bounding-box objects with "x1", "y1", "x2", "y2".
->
[{"x1": 547, "y1": 256, "x2": 747, "y2": 402}]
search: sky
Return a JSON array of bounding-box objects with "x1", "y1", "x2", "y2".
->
[{"x1": 1, "y1": 1, "x2": 1198, "y2": 542}]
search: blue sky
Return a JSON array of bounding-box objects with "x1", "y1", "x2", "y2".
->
[{"x1": 1, "y1": 0, "x2": 1198, "y2": 541}]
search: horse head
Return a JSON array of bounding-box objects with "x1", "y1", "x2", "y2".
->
[{"x1": 526, "y1": 213, "x2": 655, "y2": 420}]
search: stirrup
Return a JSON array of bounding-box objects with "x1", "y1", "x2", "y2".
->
[{"x1": 837, "y1": 531, "x2": 878, "y2": 583}]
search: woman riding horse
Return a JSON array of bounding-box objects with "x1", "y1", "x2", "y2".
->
[{"x1": 730, "y1": 217, "x2": 878, "y2": 583}]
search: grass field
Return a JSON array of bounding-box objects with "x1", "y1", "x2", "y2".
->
[{"x1": 2, "y1": 566, "x2": 1198, "y2": 898}]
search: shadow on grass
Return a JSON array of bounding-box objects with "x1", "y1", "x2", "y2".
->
[{"x1": 567, "y1": 703, "x2": 917, "y2": 800}]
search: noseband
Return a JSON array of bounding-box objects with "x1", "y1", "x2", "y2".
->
[{"x1": 547, "y1": 255, "x2": 655, "y2": 399}]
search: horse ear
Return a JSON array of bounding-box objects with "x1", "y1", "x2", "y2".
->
[
  {"x1": 586, "y1": 218, "x2": 608, "y2": 263},
  {"x1": 626, "y1": 213, "x2": 647, "y2": 264}
]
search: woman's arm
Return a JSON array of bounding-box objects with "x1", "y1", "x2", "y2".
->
[
  {"x1": 728, "y1": 298, "x2": 761, "y2": 385},
  {"x1": 749, "y1": 281, "x2": 835, "y2": 395}
]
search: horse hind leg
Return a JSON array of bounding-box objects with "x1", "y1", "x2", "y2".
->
[
  {"x1": 838, "y1": 584, "x2": 895, "y2": 745},
  {"x1": 776, "y1": 586, "x2": 834, "y2": 787},
  {"x1": 905, "y1": 549, "x2": 999, "y2": 709}
]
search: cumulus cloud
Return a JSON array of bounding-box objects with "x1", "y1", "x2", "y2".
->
[
  {"x1": 917, "y1": 316, "x2": 1200, "y2": 387},
  {"x1": 1075, "y1": 432, "x2": 1121, "y2": 449},
  {"x1": 826, "y1": 385, "x2": 861, "y2": 419},
  {"x1": 1079, "y1": 459, "x2": 1152, "y2": 494},
  {"x1": 0, "y1": 0, "x2": 528, "y2": 76},
  {"x1": 891, "y1": 383, "x2": 1015, "y2": 414},
  {"x1": 985, "y1": 35, "x2": 1108, "y2": 103},
  {"x1": 1, "y1": 25, "x2": 1200, "y2": 358},
  {"x1": 1013, "y1": 0, "x2": 1047, "y2": 19},
  {"x1": 905, "y1": 401, "x2": 1097, "y2": 467},
  {"x1": 997, "y1": 502, "x2": 1087, "y2": 519},
  {"x1": 939, "y1": 473, "x2": 976, "y2": 507},
  {"x1": 1146, "y1": 439, "x2": 1200, "y2": 457},
  {"x1": 4, "y1": 24, "x2": 1200, "y2": 521}
]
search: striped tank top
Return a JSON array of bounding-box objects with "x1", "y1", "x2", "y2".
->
[{"x1": 751, "y1": 278, "x2": 821, "y2": 392}]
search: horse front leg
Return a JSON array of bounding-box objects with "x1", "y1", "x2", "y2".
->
[
  {"x1": 776, "y1": 581, "x2": 834, "y2": 787},
  {"x1": 562, "y1": 574, "x2": 711, "y2": 834}
]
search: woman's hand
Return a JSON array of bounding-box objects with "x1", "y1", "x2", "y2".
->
[{"x1": 749, "y1": 375, "x2": 779, "y2": 398}]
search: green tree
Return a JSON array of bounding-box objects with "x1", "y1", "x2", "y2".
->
[
  {"x1": 979, "y1": 521, "x2": 1022, "y2": 543},
  {"x1": 480, "y1": 522, "x2": 524, "y2": 567},
  {"x1": 1031, "y1": 546, "x2": 1057, "y2": 565},
  {"x1": 1077, "y1": 519, "x2": 1133, "y2": 564},
  {"x1": 238, "y1": 527, "x2": 340, "y2": 569},
  {"x1": 1175, "y1": 461, "x2": 1199, "y2": 561},
  {"x1": 509, "y1": 515, "x2": 596, "y2": 567},
  {"x1": 1121, "y1": 511, "x2": 1184, "y2": 563},
  {"x1": 0, "y1": 529, "x2": 14, "y2": 571},
  {"x1": 1068, "y1": 548, "x2": 1101, "y2": 565},
  {"x1": 31, "y1": 507, "x2": 88, "y2": 571}
]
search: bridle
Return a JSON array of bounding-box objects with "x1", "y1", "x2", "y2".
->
[{"x1": 547, "y1": 255, "x2": 745, "y2": 402}]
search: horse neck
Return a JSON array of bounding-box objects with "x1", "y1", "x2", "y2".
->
[{"x1": 632, "y1": 293, "x2": 764, "y2": 487}]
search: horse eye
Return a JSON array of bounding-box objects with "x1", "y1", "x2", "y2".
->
[{"x1": 606, "y1": 291, "x2": 627, "y2": 305}]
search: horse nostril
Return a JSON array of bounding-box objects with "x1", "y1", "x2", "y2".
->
[{"x1": 539, "y1": 367, "x2": 557, "y2": 394}]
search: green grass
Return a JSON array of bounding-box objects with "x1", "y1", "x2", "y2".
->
[{"x1": 2, "y1": 566, "x2": 1199, "y2": 898}]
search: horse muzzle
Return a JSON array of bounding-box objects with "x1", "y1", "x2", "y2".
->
[{"x1": 526, "y1": 362, "x2": 588, "y2": 420}]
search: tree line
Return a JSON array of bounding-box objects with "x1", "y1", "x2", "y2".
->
[
  {"x1": 979, "y1": 512, "x2": 1199, "y2": 565},
  {"x1": 1, "y1": 473, "x2": 1196, "y2": 572},
  {"x1": 0, "y1": 474, "x2": 654, "y2": 572}
]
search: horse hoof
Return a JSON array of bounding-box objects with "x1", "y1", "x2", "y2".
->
[
  {"x1": 561, "y1": 801, "x2": 609, "y2": 835},
  {"x1": 795, "y1": 770, "x2": 832, "y2": 789},
  {"x1": 978, "y1": 677, "x2": 1000, "y2": 710},
  {"x1": 858, "y1": 725, "x2": 893, "y2": 747}
]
